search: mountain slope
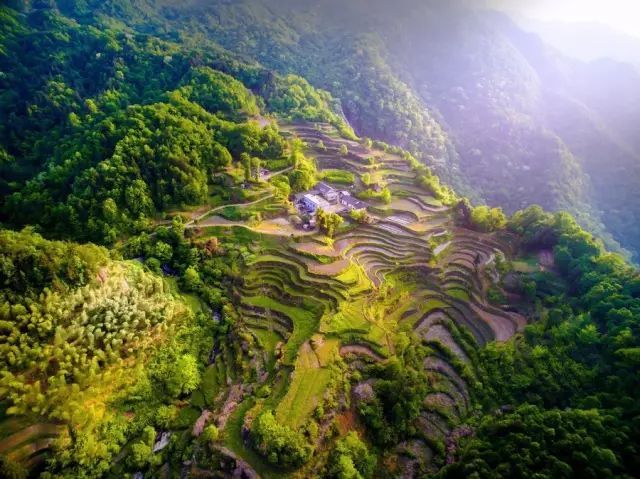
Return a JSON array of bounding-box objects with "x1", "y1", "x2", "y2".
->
[{"x1": 56, "y1": 0, "x2": 640, "y2": 260}]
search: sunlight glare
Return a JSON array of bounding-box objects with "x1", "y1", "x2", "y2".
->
[{"x1": 500, "y1": 0, "x2": 640, "y2": 37}]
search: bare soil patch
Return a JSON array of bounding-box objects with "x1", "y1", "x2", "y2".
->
[{"x1": 307, "y1": 258, "x2": 351, "y2": 276}]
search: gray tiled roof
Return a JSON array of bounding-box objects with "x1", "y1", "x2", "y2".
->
[{"x1": 342, "y1": 195, "x2": 366, "y2": 209}]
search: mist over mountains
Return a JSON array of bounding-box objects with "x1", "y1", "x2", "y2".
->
[
  {"x1": 516, "y1": 17, "x2": 640, "y2": 70},
  {"x1": 60, "y1": 0, "x2": 640, "y2": 259},
  {"x1": 4, "y1": 0, "x2": 640, "y2": 260}
]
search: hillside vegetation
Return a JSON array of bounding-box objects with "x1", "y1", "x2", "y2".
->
[
  {"x1": 50, "y1": 0, "x2": 640, "y2": 260},
  {"x1": 0, "y1": 2, "x2": 639, "y2": 479}
]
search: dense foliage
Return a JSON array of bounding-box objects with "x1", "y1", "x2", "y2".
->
[
  {"x1": 440, "y1": 206, "x2": 640, "y2": 477},
  {"x1": 250, "y1": 410, "x2": 312, "y2": 468},
  {"x1": 58, "y1": 0, "x2": 640, "y2": 259},
  {"x1": 325, "y1": 432, "x2": 376, "y2": 479},
  {"x1": 0, "y1": 5, "x2": 343, "y2": 244},
  {"x1": 0, "y1": 228, "x2": 203, "y2": 476},
  {"x1": 358, "y1": 348, "x2": 429, "y2": 448},
  {"x1": 440, "y1": 405, "x2": 631, "y2": 478}
]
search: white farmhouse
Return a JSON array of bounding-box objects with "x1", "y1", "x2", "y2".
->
[{"x1": 301, "y1": 194, "x2": 330, "y2": 213}]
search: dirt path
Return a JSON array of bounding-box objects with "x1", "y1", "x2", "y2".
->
[
  {"x1": 192, "y1": 410, "x2": 213, "y2": 437},
  {"x1": 433, "y1": 241, "x2": 452, "y2": 256},
  {"x1": 187, "y1": 217, "x2": 315, "y2": 237},
  {"x1": 468, "y1": 302, "x2": 518, "y2": 341},
  {"x1": 339, "y1": 344, "x2": 385, "y2": 361},
  {"x1": 151, "y1": 193, "x2": 274, "y2": 231},
  {"x1": 415, "y1": 312, "x2": 470, "y2": 362},
  {"x1": 299, "y1": 341, "x2": 321, "y2": 369},
  {"x1": 155, "y1": 166, "x2": 291, "y2": 228},
  {"x1": 423, "y1": 324, "x2": 470, "y2": 363},
  {"x1": 253, "y1": 115, "x2": 272, "y2": 128},
  {"x1": 307, "y1": 258, "x2": 351, "y2": 276},
  {"x1": 185, "y1": 216, "x2": 316, "y2": 236},
  {"x1": 263, "y1": 165, "x2": 293, "y2": 180},
  {"x1": 186, "y1": 194, "x2": 274, "y2": 226},
  {"x1": 294, "y1": 241, "x2": 341, "y2": 257}
]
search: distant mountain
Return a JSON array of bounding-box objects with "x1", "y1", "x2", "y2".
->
[
  {"x1": 22, "y1": 0, "x2": 640, "y2": 260},
  {"x1": 399, "y1": 9, "x2": 640, "y2": 259},
  {"x1": 514, "y1": 17, "x2": 640, "y2": 71}
]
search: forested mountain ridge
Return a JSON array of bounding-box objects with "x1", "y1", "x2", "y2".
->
[
  {"x1": 1, "y1": 2, "x2": 640, "y2": 479},
  {"x1": 43, "y1": 0, "x2": 640, "y2": 260},
  {"x1": 0, "y1": 2, "x2": 352, "y2": 243}
]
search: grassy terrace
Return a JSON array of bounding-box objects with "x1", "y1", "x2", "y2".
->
[
  {"x1": 274, "y1": 338, "x2": 339, "y2": 429},
  {"x1": 242, "y1": 295, "x2": 319, "y2": 364}
]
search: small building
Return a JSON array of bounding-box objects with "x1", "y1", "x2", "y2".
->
[
  {"x1": 316, "y1": 182, "x2": 339, "y2": 203},
  {"x1": 301, "y1": 194, "x2": 330, "y2": 213},
  {"x1": 341, "y1": 195, "x2": 367, "y2": 211}
]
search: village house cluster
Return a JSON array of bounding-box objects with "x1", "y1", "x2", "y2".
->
[{"x1": 294, "y1": 182, "x2": 367, "y2": 223}]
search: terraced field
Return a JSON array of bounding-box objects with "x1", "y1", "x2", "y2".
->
[
  {"x1": 0, "y1": 418, "x2": 63, "y2": 472},
  {"x1": 0, "y1": 122, "x2": 535, "y2": 477},
  {"x1": 213, "y1": 122, "x2": 534, "y2": 476}
]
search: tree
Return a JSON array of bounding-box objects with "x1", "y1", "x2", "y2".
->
[
  {"x1": 271, "y1": 175, "x2": 291, "y2": 199},
  {"x1": 251, "y1": 410, "x2": 312, "y2": 468},
  {"x1": 0, "y1": 456, "x2": 27, "y2": 479},
  {"x1": 470, "y1": 206, "x2": 507, "y2": 233},
  {"x1": 349, "y1": 209, "x2": 369, "y2": 224},
  {"x1": 316, "y1": 209, "x2": 344, "y2": 237},
  {"x1": 326, "y1": 432, "x2": 376, "y2": 479},
  {"x1": 439, "y1": 406, "x2": 629, "y2": 479},
  {"x1": 152, "y1": 241, "x2": 173, "y2": 263},
  {"x1": 288, "y1": 152, "x2": 317, "y2": 192},
  {"x1": 242, "y1": 152, "x2": 252, "y2": 182},
  {"x1": 166, "y1": 354, "x2": 200, "y2": 397},
  {"x1": 181, "y1": 266, "x2": 202, "y2": 292},
  {"x1": 201, "y1": 424, "x2": 219, "y2": 449},
  {"x1": 128, "y1": 426, "x2": 161, "y2": 469},
  {"x1": 251, "y1": 157, "x2": 262, "y2": 181},
  {"x1": 380, "y1": 188, "x2": 391, "y2": 204},
  {"x1": 179, "y1": 67, "x2": 259, "y2": 119}
]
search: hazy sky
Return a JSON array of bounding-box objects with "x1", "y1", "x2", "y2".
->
[{"x1": 489, "y1": 0, "x2": 640, "y2": 37}]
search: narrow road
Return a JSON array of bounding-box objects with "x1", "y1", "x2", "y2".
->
[
  {"x1": 263, "y1": 165, "x2": 293, "y2": 180},
  {"x1": 177, "y1": 165, "x2": 296, "y2": 230},
  {"x1": 130, "y1": 166, "x2": 294, "y2": 246},
  {"x1": 185, "y1": 218, "x2": 315, "y2": 237},
  {"x1": 185, "y1": 166, "x2": 292, "y2": 225},
  {"x1": 155, "y1": 165, "x2": 292, "y2": 229},
  {"x1": 185, "y1": 193, "x2": 274, "y2": 227}
]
